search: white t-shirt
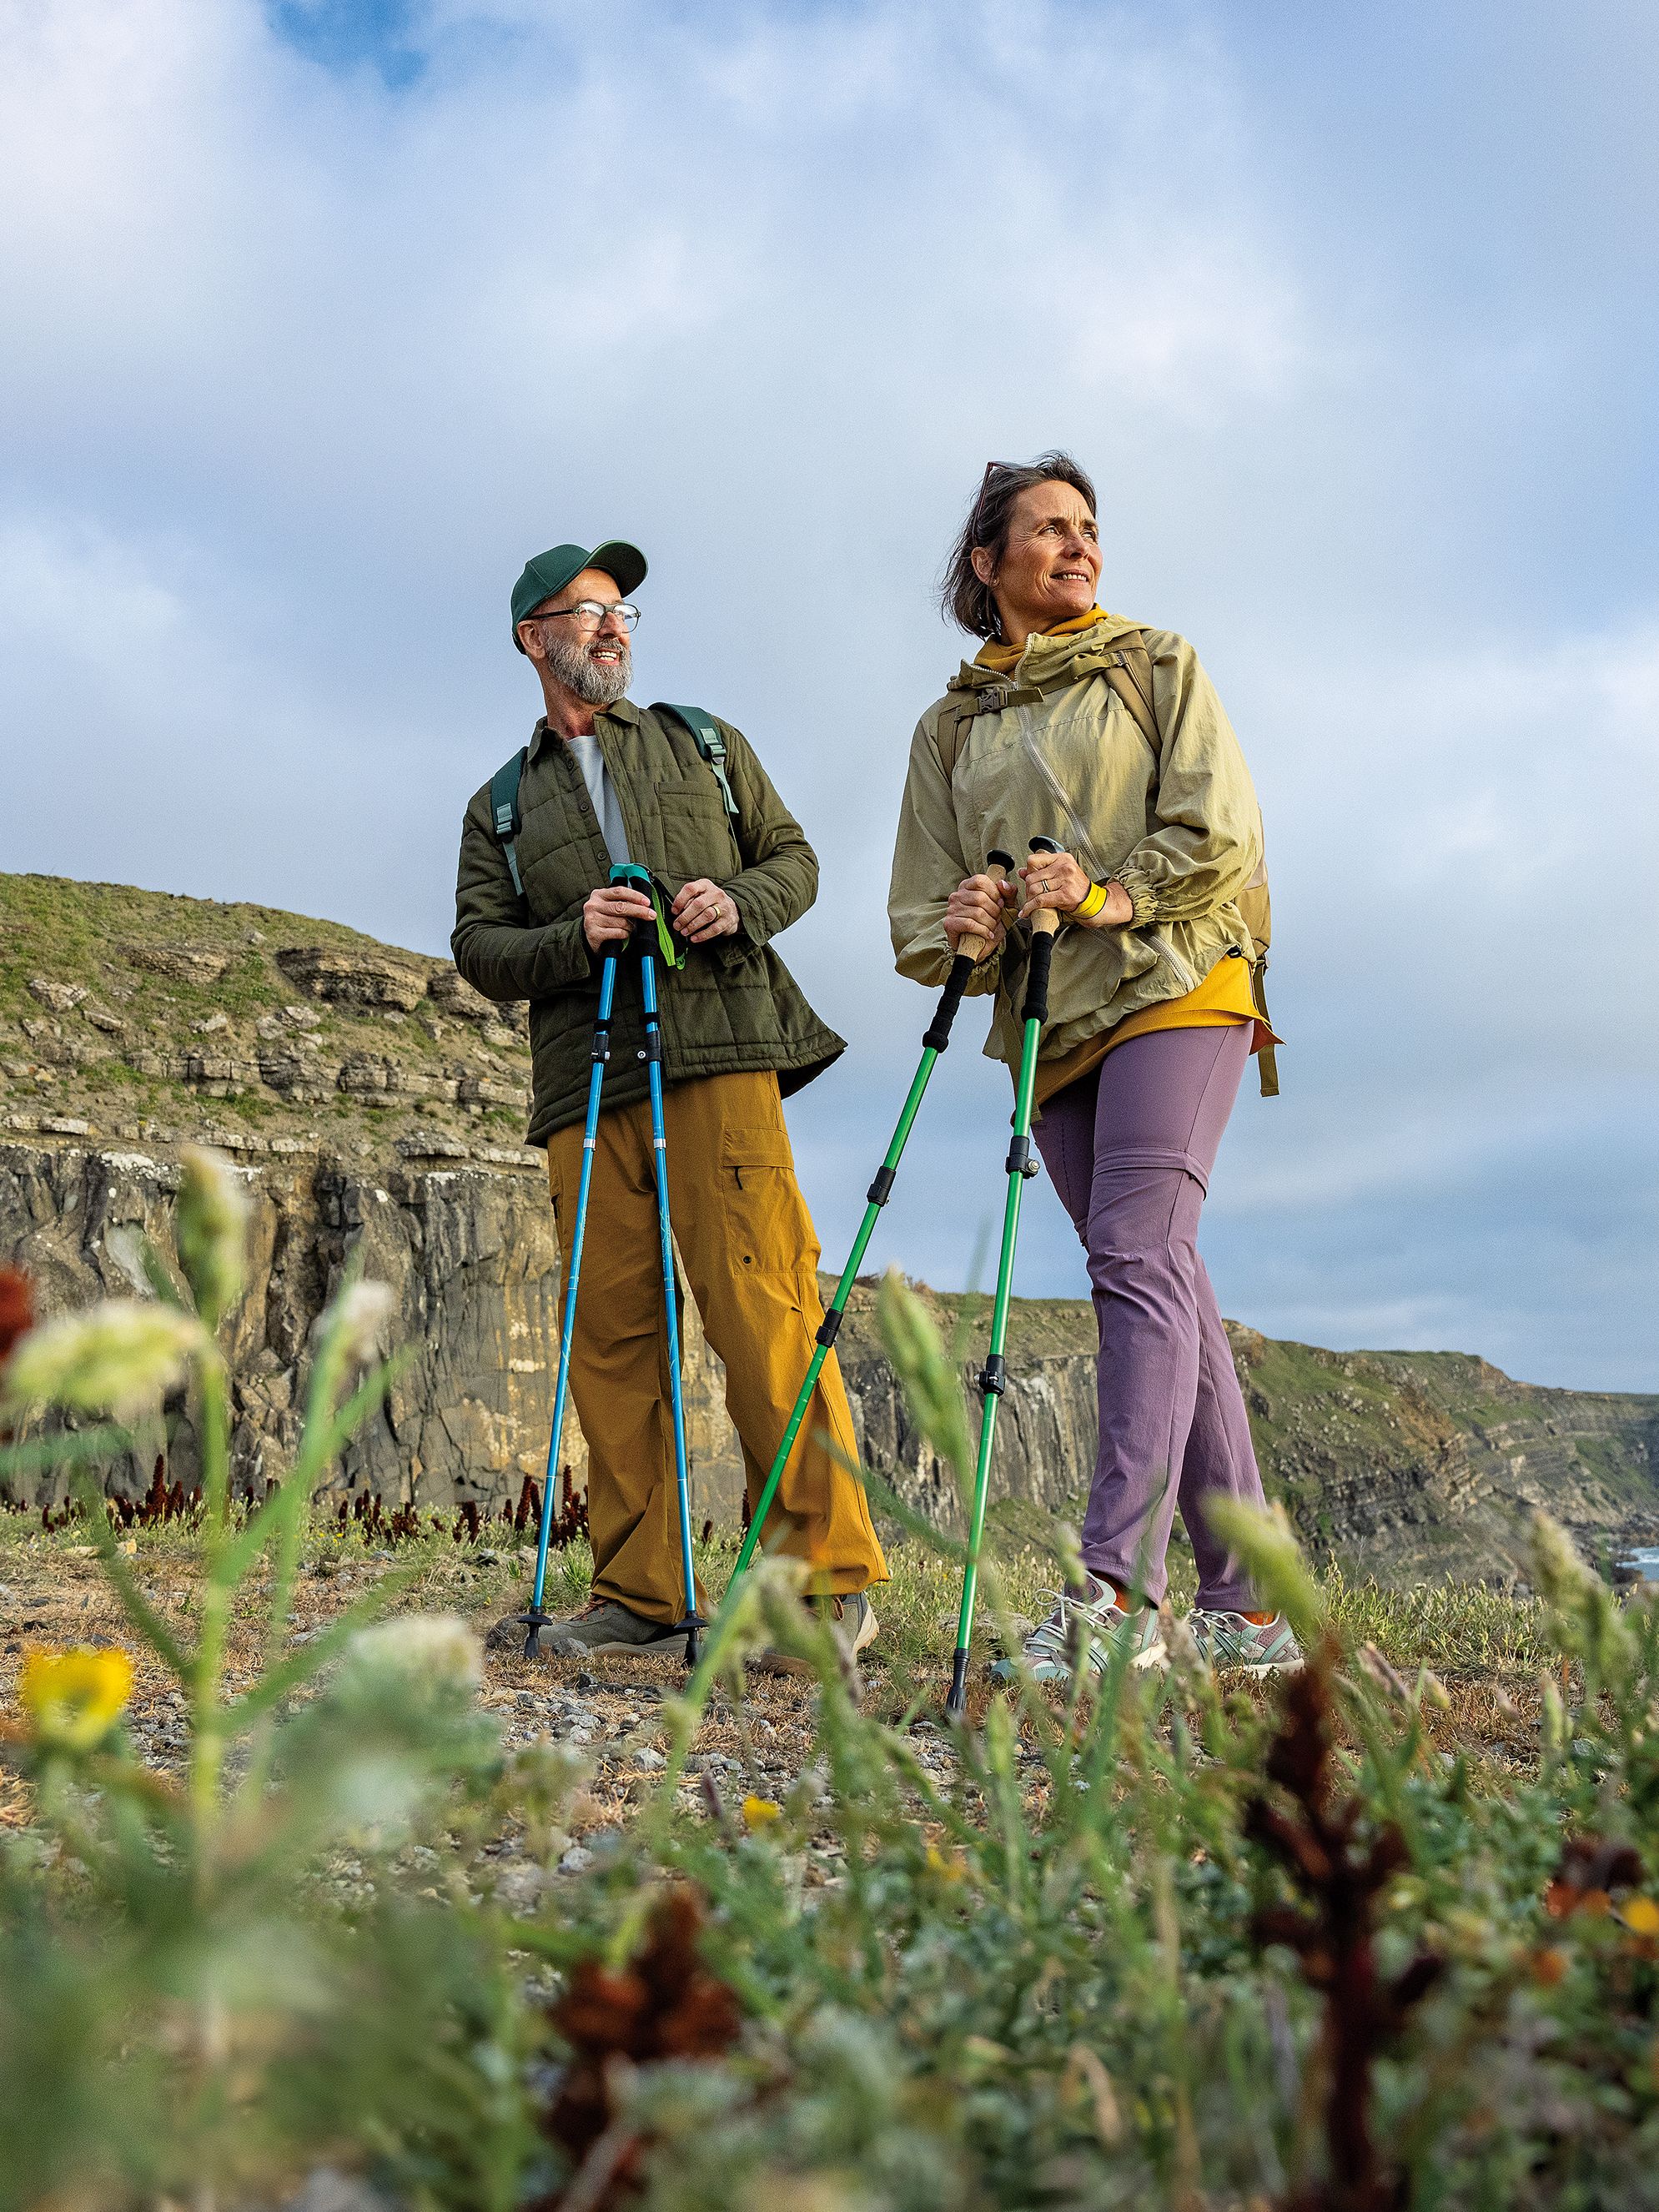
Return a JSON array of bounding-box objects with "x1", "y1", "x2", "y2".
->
[{"x1": 566, "y1": 731, "x2": 631, "y2": 867}]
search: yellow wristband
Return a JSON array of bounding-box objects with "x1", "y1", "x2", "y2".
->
[{"x1": 1071, "y1": 880, "x2": 1109, "y2": 922}]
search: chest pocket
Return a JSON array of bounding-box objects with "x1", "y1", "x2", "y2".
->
[{"x1": 656, "y1": 777, "x2": 742, "y2": 880}]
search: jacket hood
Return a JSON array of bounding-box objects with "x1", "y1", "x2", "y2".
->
[{"x1": 947, "y1": 611, "x2": 1149, "y2": 697}]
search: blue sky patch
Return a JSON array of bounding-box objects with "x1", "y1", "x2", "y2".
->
[{"x1": 269, "y1": 0, "x2": 427, "y2": 89}]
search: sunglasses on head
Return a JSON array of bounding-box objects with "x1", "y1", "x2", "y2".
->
[{"x1": 972, "y1": 460, "x2": 1016, "y2": 537}]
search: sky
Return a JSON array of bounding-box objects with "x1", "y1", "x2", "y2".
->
[{"x1": 2, "y1": 0, "x2": 1656, "y2": 1390}]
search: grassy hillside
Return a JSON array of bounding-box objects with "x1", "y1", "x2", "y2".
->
[{"x1": 0, "y1": 871, "x2": 531, "y2": 1162}]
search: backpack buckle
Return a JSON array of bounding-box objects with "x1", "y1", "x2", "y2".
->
[{"x1": 978, "y1": 687, "x2": 1007, "y2": 716}]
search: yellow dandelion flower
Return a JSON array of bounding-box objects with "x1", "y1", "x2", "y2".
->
[
  {"x1": 742, "y1": 1794, "x2": 782, "y2": 1831},
  {"x1": 926, "y1": 1844, "x2": 967, "y2": 1884},
  {"x1": 1624, "y1": 1897, "x2": 1659, "y2": 1937},
  {"x1": 18, "y1": 1645, "x2": 134, "y2": 1750}
]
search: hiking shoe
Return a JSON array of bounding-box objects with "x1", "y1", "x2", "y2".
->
[
  {"x1": 520, "y1": 1597, "x2": 684, "y2": 1659},
  {"x1": 989, "y1": 1573, "x2": 1165, "y2": 1687},
  {"x1": 1186, "y1": 1609, "x2": 1303, "y2": 1673},
  {"x1": 753, "y1": 1592, "x2": 879, "y2": 1678}
]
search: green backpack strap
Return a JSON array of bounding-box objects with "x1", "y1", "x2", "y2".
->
[
  {"x1": 654, "y1": 702, "x2": 740, "y2": 818},
  {"x1": 489, "y1": 747, "x2": 529, "y2": 896}
]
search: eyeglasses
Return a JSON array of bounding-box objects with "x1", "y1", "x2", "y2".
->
[{"x1": 535, "y1": 601, "x2": 641, "y2": 632}]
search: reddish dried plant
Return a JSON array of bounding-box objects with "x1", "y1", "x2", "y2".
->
[
  {"x1": 0, "y1": 1267, "x2": 35, "y2": 1372},
  {"x1": 1247, "y1": 1636, "x2": 1442, "y2": 2212},
  {"x1": 538, "y1": 1886, "x2": 743, "y2": 2206},
  {"x1": 1544, "y1": 1832, "x2": 1643, "y2": 1922}
]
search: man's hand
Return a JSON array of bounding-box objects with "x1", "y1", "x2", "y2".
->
[
  {"x1": 943, "y1": 872, "x2": 1017, "y2": 957},
  {"x1": 671, "y1": 877, "x2": 740, "y2": 946},
  {"x1": 582, "y1": 882, "x2": 657, "y2": 953}
]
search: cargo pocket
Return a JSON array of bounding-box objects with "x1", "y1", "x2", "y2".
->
[{"x1": 720, "y1": 1124, "x2": 819, "y2": 1289}]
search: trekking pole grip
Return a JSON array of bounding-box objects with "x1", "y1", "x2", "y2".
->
[
  {"x1": 1026, "y1": 837, "x2": 1063, "y2": 941},
  {"x1": 923, "y1": 851, "x2": 1013, "y2": 1054},
  {"x1": 1021, "y1": 837, "x2": 1063, "y2": 1026},
  {"x1": 958, "y1": 848, "x2": 1013, "y2": 965}
]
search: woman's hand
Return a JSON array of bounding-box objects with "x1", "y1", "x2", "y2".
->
[
  {"x1": 582, "y1": 882, "x2": 657, "y2": 953},
  {"x1": 943, "y1": 872, "x2": 1017, "y2": 958},
  {"x1": 671, "y1": 877, "x2": 741, "y2": 946},
  {"x1": 1017, "y1": 852, "x2": 1134, "y2": 928},
  {"x1": 1017, "y1": 849, "x2": 1090, "y2": 920}
]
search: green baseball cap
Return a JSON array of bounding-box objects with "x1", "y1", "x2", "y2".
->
[{"x1": 510, "y1": 540, "x2": 647, "y2": 651}]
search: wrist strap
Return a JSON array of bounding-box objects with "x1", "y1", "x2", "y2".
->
[{"x1": 1072, "y1": 879, "x2": 1109, "y2": 922}]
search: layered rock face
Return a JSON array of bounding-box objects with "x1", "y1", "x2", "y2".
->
[
  {"x1": 6, "y1": 1132, "x2": 1656, "y2": 1588},
  {"x1": 4, "y1": 870, "x2": 1656, "y2": 1585},
  {"x1": 0, "y1": 1137, "x2": 748, "y2": 1527}
]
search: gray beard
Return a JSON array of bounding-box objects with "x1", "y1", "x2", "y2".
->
[{"x1": 542, "y1": 631, "x2": 631, "y2": 706}]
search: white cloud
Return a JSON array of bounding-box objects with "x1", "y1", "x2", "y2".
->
[{"x1": 0, "y1": 0, "x2": 1653, "y2": 1386}]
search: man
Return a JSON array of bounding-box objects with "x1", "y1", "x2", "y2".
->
[{"x1": 453, "y1": 539, "x2": 886, "y2": 1662}]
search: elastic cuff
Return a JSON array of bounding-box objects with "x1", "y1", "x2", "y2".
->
[{"x1": 1112, "y1": 864, "x2": 1159, "y2": 928}]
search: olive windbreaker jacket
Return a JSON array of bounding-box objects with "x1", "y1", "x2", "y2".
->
[
  {"x1": 887, "y1": 616, "x2": 1262, "y2": 1074},
  {"x1": 453, "y1": 701, "x2": 843, "y2": 1144}
]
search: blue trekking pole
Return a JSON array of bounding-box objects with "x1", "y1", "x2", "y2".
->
[
  {"x1": 633, "y1": 887, "x2": 705, "y2": 1669},
  {"x1": 515, "y1": 921, "x2": 621, "y2": 1658}
]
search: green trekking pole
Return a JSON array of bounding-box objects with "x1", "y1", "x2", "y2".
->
[
  {"x1": 722, "y1": 852, "x2": 1015, "y2": 1591},
  {"x1": 944, "y1": 836, "x2": 1063, "y2": 1719}
]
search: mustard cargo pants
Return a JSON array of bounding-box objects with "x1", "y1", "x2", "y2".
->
[{"x1": 544, "y1": 1069, "x2": 888, "y2": 1625}]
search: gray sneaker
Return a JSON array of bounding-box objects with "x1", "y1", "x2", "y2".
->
[
  {"x1": 753, "y1": 1591, "x2": 879, "y2": 1678},
  {"x1": 990, "y1": 1573, "x2": 1165, "y2": 1687},
  {"x1": 1186, "y1": 1609, "x2": 1303, "y2": 1673},
  {"x1": 522, "y1": 1597, "x2": 683, "y2": 1658}
]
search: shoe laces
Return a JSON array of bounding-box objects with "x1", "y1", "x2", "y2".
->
[{"x1": 1037, "y1": 1579, "x2": 1124, "y2": 1631}]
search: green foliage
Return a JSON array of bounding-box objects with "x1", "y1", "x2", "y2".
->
[{"x1": 6, "y1": 1183, "x2": 1659, "y2": 2206}]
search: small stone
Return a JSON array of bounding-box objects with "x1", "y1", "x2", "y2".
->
[
  {"x1": 493, "y1": 1862, "x2": 548, "y2": 1912},
  {"x1": 630, "y1": 1746, "x2": 666, "y2": 1772},
  {"x1": 558, "y1": 1844, "x2": 595, "y2": 1875},
  {"x1": 28, "y1": 977, "x2": 86, "y2": 1013}
]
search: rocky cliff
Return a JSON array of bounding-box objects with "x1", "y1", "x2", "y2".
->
[{"x1": 3, "y1": 872, "x2": 1655, "y2": 1584}]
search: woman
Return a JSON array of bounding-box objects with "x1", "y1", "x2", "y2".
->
[{"x1": 888, "y1": 452, "x2": 1299, "y2": 1680}]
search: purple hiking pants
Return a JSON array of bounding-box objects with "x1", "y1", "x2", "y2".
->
[{"x1": 1032, "y1": 1021, "x2": 1266, "y2": 1611}]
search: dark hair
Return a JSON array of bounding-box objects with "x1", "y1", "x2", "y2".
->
[{"x1": 939, "y1": 450, "x2": 1098, "y2": 641}]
